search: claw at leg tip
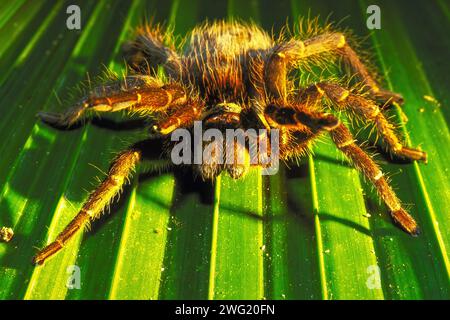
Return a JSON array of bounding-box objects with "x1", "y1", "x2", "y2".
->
[
  {"x1": 37, "y1": 111, "x2": 55, "y2": 122},
  {"x1": 411, "y1": 226, "x2": 421, "y2": 237},
  {"x1": 421, "y1": 152, "x2": 428, "y2": 164},
  {"x1": 32, "y1": 253, "x2": 44, "y2": 266}
]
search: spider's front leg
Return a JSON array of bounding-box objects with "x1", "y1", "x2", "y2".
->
[
  {"x1": 150, "y1": 100, "x2": 204, "y2": 135},
  {"x1": 33, "y1": 147, "x2": 143, "y2": 265},
  {"x1": 38, "y1": 75, "x2": 187, "y2": 127},
  {"x1": 312, "y1": 82, "x2": 427, "y2": 162},
  {"x1": 264, "y1": 103, "x2": 340, "y2": 158},
  {"x1": 265, "y1": 33, "x2": 403, "y2": 105},
  {"x1": 329, "y1": 123, "x2": 420, "y2": 235},
  {"x1": 265, "y1": 105, "x2": 419, "y2": 235}
]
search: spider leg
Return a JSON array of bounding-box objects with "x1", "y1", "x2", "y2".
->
[
  {"x1": 122, "y1": 24, "x2": 182, "y2": 79},
  {"x1": 264, "y1": 103, "x2": 340, "y2": 131},
  {"x1": 150, "y1": 100, "x2": 204, "y2": 135},
  {"x1": 32, "y1": 147, "x2": 142, "y2": 265},
  {"x1": 264, "y1": 104, "x2": 339, "y2": 159},
  {"x1": 329, "y1": 123, "x2": 420, "y2": 235},
  {"x1": 313, "y1": 82, "x2": 426, "y2": 162},
  {"x1": 265, "y1": 33, "x2": 403, "y2": 104},
  {"x1": 38, "y1": 76, "x2": 187, "y2": 127},
  {"x1": 266, "y1": 106, "x2": 419, "y2": 235},
  {"x1": 265, "y1": 103, "x2": 419, "y2": 234}
]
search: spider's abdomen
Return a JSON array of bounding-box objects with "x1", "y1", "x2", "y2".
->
[{"x1": 182, "y1": 21, "x2": 273, "y2": 102}]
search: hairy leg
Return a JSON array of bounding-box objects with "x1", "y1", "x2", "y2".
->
[
  {"x1": 33, "y1": 147, "x2": 142, "y2": 265},
  {"x1": 122, "y1": 24, "x2": 182, "y2": 79},
  {"x1": 265, "y1": 32, "x2": 403, "y2": 104},
  {"x1": 150, "y1": 101, "x2": 204, "y2": 135},
  {"x1": 264, "y1": 103, "x2": 339, "y2": 159},
  {"x1": 264, "y1": 102, "x2": 419, "y2": 234},
  {"x1": 38, "y1": 75, "x2": 187, "y2": 127},
  {"x1": 330, "y1": 123, "x2": 420, "y2": 235},
  {"x1": 313, "y1": 82, "x2": 426, "y2": 162},
  {"x1": 264, "y1": 103, "x2": 340, "y2": 131}
]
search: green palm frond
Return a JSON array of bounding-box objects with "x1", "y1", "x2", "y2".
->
[{"x1": 0, "y1": 0, "x2": 448, "y2": 300}]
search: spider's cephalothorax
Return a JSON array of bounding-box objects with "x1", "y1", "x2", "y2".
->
[{"x1": 34, "y1": 20, "x2": 427, "y2": 265}]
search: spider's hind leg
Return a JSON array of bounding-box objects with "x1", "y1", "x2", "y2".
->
[{"x1": 122, "y1": 24, "x2": 182, "y2": 79}]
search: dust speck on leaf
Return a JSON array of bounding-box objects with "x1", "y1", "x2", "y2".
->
[{"x1": 423, "y1": 95, "x2": 440, "y2": 106}]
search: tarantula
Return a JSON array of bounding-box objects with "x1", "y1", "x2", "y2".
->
[{"x1": 33, "y1": 20, "x2": 427, "y2": 265}]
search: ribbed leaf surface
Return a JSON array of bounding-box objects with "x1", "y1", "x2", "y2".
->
[{"x1": 0, "y1": 0, "x2": 448, "y2": 299}]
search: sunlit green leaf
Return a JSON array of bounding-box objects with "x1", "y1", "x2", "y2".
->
[{"x1": 0, "y1": 0, "x2": 448, "y2": 300}]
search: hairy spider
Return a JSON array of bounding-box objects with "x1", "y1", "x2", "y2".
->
[{"x1": 33, "y1": 20, "x2": 427, "y2": 265}]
